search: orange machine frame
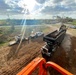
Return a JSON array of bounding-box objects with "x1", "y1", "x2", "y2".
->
[{"x1": 17, "y1": 57, "x2": 73, "y2": 75}]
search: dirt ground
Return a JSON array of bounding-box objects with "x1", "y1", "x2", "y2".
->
[{"x1": 0, "y1": 25, "x2": 76, "y2": 75}]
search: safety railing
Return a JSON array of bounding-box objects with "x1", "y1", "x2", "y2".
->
[{"x1": 17, "y1": 57, "x2": 73, "y2": 75}]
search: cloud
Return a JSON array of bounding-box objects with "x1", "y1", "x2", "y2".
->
[
  {"x1": 53, "y1": 0, "x2": 63, "y2": 4},
  {"x1": 0, "y1": 0, "x2": 9, "y2": 9},
  {"x1": 40, "y1": 0, "x2": 76, "y2": 15},
  {"x1": 4, "y1": 0, "x2": 36, "y2": 14},
  {"x1": 35, "y1": 0, "x2": 46, "y2": 4},
  {"x1": 5, "y1": 0, "x2": 23, "y2": 14},
  {"x1": 0, "y1": 0, "x2": 11, "y2": 14},
  {"x1": 0, "y1": 0, "x2": 22, "y2": 15},
  {"x1": 40, "y1": 6, "x2": 61, "y2": 15},
  {"x1": 0, "y1": 0, "x2": 76, "y2": 19}
]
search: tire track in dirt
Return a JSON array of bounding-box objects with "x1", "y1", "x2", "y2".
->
[
  {"x1": 0, "y1": 38, "x2": 44, "y2": 75},
  {"x1": 0, "y1": 26, "x2": 76, "y2": 75}
]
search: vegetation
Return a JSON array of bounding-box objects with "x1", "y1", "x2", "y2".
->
[
  {"x1": 10, "y1": 25, "x2": 15, "y2": 32},
  {"x1": 0, "y1": 24, "x2": 49, "y2": 46},
  {"x1": 0, "y1": 17, "x2": 76, "y2": 46},
  {"x1": 65, "y1": 17, "x2": 73, "y2": 22},
  {"x1": 0, "y1": 20, "x2": 7, "y2": 25},
  {"x1": 71, "y1": 20, "x2": 76, "y2": 25},
  {"x1": 0, "y1": 26, "x2": 21, "y2": 45},
  {"x1": 57, "y1": 16, "x2": 73, "y2": 23}
]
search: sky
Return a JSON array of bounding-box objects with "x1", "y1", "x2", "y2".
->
[{"x1": 0, "y1": 0, "x2": 76, "y2": 19}]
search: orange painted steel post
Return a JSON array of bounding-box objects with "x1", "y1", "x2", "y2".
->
[
  {"x1": 46, "y1": 62, "x2": 73, "y2": 75},
  {"x1": 38, "y1": 58, "x2": 47, "y2": 75},
  {"x1": 17, "y1": 57, "x2": 73, "y2": 75},
  {"x1": 17, "y1": 58, "x2": 47, "y2": 75},
  {"x1": 17, "y1": 57, "x2": 40, "y2": 75}
]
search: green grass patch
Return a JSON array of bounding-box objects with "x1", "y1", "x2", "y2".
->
[
  {"x1": 0, "y1": 42, "x2": 8, "y2": 47},
  {"x1": 71, "y1": 20, "x2": 76, "y2": 25}
]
